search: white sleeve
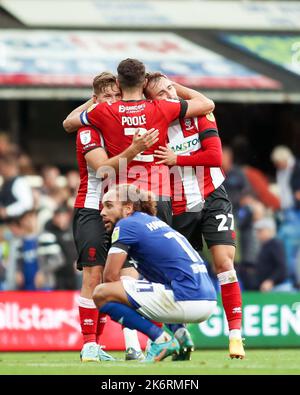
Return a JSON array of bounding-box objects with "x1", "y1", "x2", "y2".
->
[
  {"x1": 6, "y1": 177, "x2": 34, "y2": 217},
  {"x1": 108, "y1": 246, "x2": 128, "y2": 255}
]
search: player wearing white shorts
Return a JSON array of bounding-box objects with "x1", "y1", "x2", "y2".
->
[
  {"x1": 92, "y1": 184, "x2": 217, "y2": 362},
  {"x1": 145, "y1": 72, "x2": 245, "y2": 360}
]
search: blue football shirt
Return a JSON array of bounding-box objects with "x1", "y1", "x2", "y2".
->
[{"x1": 110, "y1": 211, "x2": 217, "y2": 302}]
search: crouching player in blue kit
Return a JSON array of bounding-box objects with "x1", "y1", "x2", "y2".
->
[{"x1": 92, "y1": 184, "x2": 217, "y2": 362}]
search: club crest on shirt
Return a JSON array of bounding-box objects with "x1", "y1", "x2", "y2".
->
[
  {"x1": 80, "y1": 130, "x2": 91, "y2": 145},
  {"x1": 112, "y1": 226, "x2": 120, "y2": 243},
  {"x1": 184, "y1": 119, "x2": 192, "y2": 128},
  {"x1": 206, "y1": 113, "x2": 215, "y2": 122},
  {"x1": 87, "y1": 103, "x2": 98, "y2": 113},
  {"x1": 184, "y1": 118, "x2": 195, "y2": 131}
]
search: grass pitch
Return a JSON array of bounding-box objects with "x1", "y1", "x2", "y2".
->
[{"x1": 0, "y1": 349, "x2": 299, "y2": 375}]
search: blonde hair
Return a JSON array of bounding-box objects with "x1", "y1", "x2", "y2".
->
[{"x1": 92, "y1": 72, "x2": 117, "y2": 95}]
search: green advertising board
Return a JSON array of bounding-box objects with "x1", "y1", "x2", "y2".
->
[
  {"x1": 188, "y1": 292, "x2": 300, "y2": 348},
  {"x1": 223, "y1": 34, "x2": 300, "y2": 76}
]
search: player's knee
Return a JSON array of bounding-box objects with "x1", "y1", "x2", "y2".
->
[
  {"x1": 214, "y1": 254, "x2": 234, "y2": 274},
  {"x1": 82, "y1": 268, "x2": 102, "y2": 292},
  {"x1": 211, "y1": 245, "x2": 235, "y2": 274},
  {"x1": 120, "y1": 267, "x2": 139, "y2": 279},
  {"x1": 92, "y1": 283, "x2": 108, "y2": 308}
]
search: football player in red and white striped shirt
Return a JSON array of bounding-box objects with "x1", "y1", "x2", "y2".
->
[
  {"x1": 64, "y1": 59, "x2": 214, "y2": 226},
  {"x1": 145, "y1": 73, "x2": 245, "y2": 360}
]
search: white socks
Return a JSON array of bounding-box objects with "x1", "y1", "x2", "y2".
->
[
  {"x1": 78, "y1": 296, "x2": 97, "y2": 308},
  {"x1": 154, "y1": 332, "x2": 172, "y2": 344},
  {"x1": 123, "y1": 328, "x2": 142, "y2": 351},
  {"x1": 174, "y1": 327, "x2": 186, "y2": 340},
  {"x1": 217, "y1": 270, "x2": 238, "y2": 285},
  {"x1": 229, "y1": 329, "x2": 242, "y2": 340}
]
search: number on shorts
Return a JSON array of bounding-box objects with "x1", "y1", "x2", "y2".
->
[
  {"x1": 164, "y1": 231, "x2": 201, "y2": 263},
  {"x1": 136, "y1": 280, "x2": 154, "y2": 293},
  {"x1": 215, "y1": 214, "x2": 234, "y2": 231}
]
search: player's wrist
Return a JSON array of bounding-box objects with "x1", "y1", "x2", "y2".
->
[{"x1": 129, "y1": 144, "x2": 141, "y2": 156}]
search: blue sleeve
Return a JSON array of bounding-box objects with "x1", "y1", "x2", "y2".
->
[{"x1": 111, "y1": 218, "x2": 139, "y2": 247}]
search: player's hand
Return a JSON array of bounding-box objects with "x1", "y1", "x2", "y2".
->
[
  {"x1": 131, "y1": 128, "x2": 159, "y2": 153},
  {"x1": 154, "y1": 146, "x2": 177, "y2": 165}
]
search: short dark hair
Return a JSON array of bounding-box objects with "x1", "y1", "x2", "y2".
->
[{"x1": 117, "y1": 58, "x2": 146, "y2": 89}]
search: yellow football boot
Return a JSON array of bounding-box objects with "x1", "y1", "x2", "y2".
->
[{"x1": 229, "y1": 338, "x2": 245, "y2": 359}]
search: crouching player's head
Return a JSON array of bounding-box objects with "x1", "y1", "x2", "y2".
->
[{"x1": 101, "y1": 184, "x2": 157, "y2": 232}]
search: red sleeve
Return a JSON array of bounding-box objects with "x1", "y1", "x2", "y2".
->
[
  {"x1": 80, "y1": 102, "x2": 105, "y2": 129},
  {"x1": 77, "y1": 126, "x2": 104, "y2": 156},
  {"x1": 157, "y1": 98, "x2": 188, "y2": 123},
  {"x1": 197, "y1": 112, "x2": 218, "y2": 131},
  {"x1": 176, "y1": 136, "x2": 222, "y2": 167},
  {"x1": 176, "y1": 113, "x2": 222, "y2": 167}
]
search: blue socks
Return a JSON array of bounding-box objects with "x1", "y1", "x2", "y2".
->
[{"x1": 100, "y1": 302, "x2": 163, "y2": 341}]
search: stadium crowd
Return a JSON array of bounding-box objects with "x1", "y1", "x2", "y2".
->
[
  {"x1": 0, "y1": 131, "x2": 299, "y2": 294},
  {"x1": 0, "y1": 132, "x2": 80, "y2": 291}
]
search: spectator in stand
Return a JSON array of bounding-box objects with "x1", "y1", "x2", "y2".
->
[
  {"x1": 65, "y1": 169, "x2": 80, "y2": 207},
  {"x1": 238, "y1": 217, "x2": 291, "y2": 292},
  {"x1": 0, "y1": 133, "x2": 11, "y2": 155},
  {"x1": 237, "y1": 192, "x2": 266, "y2": 265},
  {"x1": 0, "y1": 132, "x2": 19, "y2": 156},
  {"x1": 0, "y1": 154, "x2": 34, "y2": 223},
  {"x1": 271, "y1": 146, "x2": 300, "y2": 285},
  {"x1": 38, "y1": 186, "x2": 71, "y2": 231},
  {"x1": 40, "y1": 165, "x2": 61, "y2": 195},
  {"x1": 4, "y1": 218, "x2": 24, "y2": 290},
  {"x1": 66, "y1": 169, "x2": 80, "y2": 196},
  {"x1": 222, "y1": 146, "x2": 252, "y2": 216},
  {"x1": 243, "y1": 165, "x2": 280, "y2": 212},
  {"x1": 222, "y1": 146, "x2": 254, "y2": 264},
  {"x1": 270, "y1": 146, "x2": 300, "y2": 211},
  {"x1": 45, "y1": 206, "x2": 78, "y2": 290},
  {"x1": 11, "y1": 210, "x2": 65, "y2": 291},
  {"x1": 18, "y1": 152, "x2": 36, "y2": 176},
  {"x1": 231, "y1": 135, "x2": 280, "y2": 212},
  {"x1": 0, "y1": 225, "x2": 9, "y2": 289}
]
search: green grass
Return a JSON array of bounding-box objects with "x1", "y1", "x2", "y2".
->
[{"x1": 0, "y1": 350, "x2": 299, "y2": 375}]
